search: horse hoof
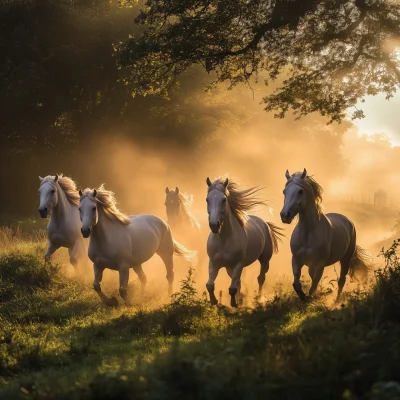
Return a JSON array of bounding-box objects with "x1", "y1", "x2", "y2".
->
[
  {"x1": 106, "y1": 297, "x2": 119, "y2": 308},
  {"x1": 230, "y1": 300, "x2": 238, "y2": 308},
  {"x1": 210, "y1": 298, "x2": 218, "y2": 306}
]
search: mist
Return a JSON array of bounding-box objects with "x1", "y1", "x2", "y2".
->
[
  {"x1": 2, "y1": 0, "x2": 399, "y2": 306},
  {"x1": 50, "y1": 83, "x2": 398, "y2": 306}
]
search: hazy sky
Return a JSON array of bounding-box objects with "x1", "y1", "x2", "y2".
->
[{"x1": 352, "y1": 93, "x2": 400, "y2": 146}]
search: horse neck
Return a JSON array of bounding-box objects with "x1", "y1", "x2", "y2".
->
[
  {"x1": 51, "y1": 186, "x2": 74, "y2": 222},
  {"x1": 91, "y1": 207, "x2": 116, "y2": 242},
  {"x1": 298, "y1": 197, "x2": 321, "y2": 229},
  {"x1": 220, "y1": 202, "x2": 240, "y2": 238}
]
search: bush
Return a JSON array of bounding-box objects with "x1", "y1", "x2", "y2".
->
[
  {"x1": 163, "y1": 267, "x2": 218, "y2": 336},
  {"x1": 0, "y1": 252, "x2": 58, "y2": 299},
  {"x1": 372, "y1": 239, "x2": 400, "y2": 322}
]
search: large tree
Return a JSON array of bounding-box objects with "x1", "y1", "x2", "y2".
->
[{"x1": 118, "y1": 0, "x2": 400, "y2": 123}]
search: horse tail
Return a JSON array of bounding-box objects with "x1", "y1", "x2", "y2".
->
[
  {"x1": 173, "y1": 239, "x2": 197, "y2": 262},
  {"x1": 266, "y1": 222, "x2": 285, "y2": 253},
  {"x1": 349, "y1": 245, "x2": 373, "y2": 283}
]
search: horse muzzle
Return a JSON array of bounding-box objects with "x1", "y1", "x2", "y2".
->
[
  {"x1": 81, "y1": 227, "x2": 91, "y2": 238},
  {"x1": 280, "y1": 210, "x2": 293, "y2": 224},
  {"x1": 38, "y1": 208, "x2": 48, "y2": 218},
  {"x1": 209, "y1": 221, "x2": 222, "y2": 234}
]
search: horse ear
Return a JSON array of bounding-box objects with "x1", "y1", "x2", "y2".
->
[
  {"x1": 175, "y1": 187, "x2": 179, "y2": 195},
  {"x1": 54, "y1": 174, "x2": 59, "y2": 182},
  {"x1": 79, "y1": 189, "x2": 83, "y2": 197},
  {"x1": 93, "y1": 189, "x2": 97, "y2": 198},
  {"x1": 223, "y1": 178, "x2": 229, "y2": 188},
  {"x1": 301, "y1": 168, "x2": 307, "y2": 179},
  {"x1": 165, "y1": 187, "x2": 169, "y2": 194},
  {"x1": 206, "y1": 177, "x2": 212, "y2": 187},
  {"x1": 285, "y1": 170, "x2": 291, "y2": 180},
  {"x1": 38, "y1": 176, "x2": 43, "y2": 182}
]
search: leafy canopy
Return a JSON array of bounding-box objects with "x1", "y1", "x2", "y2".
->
[{"x1": 118, "y1": 0, "x2": 400, "y2": 122}]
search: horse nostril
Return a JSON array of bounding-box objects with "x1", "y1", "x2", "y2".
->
[{"x1": 287, "y1": 211, "x2": 291, "y2": 218}]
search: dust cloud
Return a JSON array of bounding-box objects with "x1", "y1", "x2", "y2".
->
[{"x1": 57, "y1": 84, "x2": 400, "y2": 307}]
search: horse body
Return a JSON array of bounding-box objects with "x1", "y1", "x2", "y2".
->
[
  {"x1": 205, "y1": 176, "x2": 283, "y2": 307},
  {"x1": 88, "y1": 213, "x2": 173, "y2": 270},
  {"x1": 291, "y1": 213, "x2": 354, "y2": 269},
  {"x1": 38, "y1": 174, "x2": 88, "y2": 272},
  {"x1": 79, "y1": 185, "x2": 195, "y2": 307},
  {"x1": 281, "y1": 169, "x2": 370, "y2": 301}
]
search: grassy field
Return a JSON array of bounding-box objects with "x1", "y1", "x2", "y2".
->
[{"x1": 1, "y1": 227, "x2": 400, "y2": 400}]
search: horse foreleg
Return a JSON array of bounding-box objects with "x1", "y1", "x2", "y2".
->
[
  {"x1": 68, "y1": 243, "x2": 83, "y2": 274},
  {"x1": 228, "y1": 263, "x2": 243, "y2": 308},
  {"x1": 309, "y1": 266, "x2": 324, "y2": 296},
  {"x1": 119, "y1": 265, "x2": 130, "y2": 306},
  {"x1": 93, "y1": 264, "x2": 118, "y2": 307},
  {"x1": 292, "y1": 257, "x2": 306, "y2": 301},
  {"x1": 133, "y1": 264, "x2": 147, "y2": 297},
  {"x1": 45, "y1": 240, "x2": 60, "y2": 263},
  {"x1": 69, "y1": 239, "x2": 89, "y2": 275},
  {"x1": 206, "y1": 260, "x2": 220, "y2": 305}
]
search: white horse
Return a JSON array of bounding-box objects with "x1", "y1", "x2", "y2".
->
[
  {"x1": 38, "y1": 174, "x2": 88, "y2": 272},
  {"x1": 205, "y1": 176, "x2": 284, "y2": 308},
  {"x1": 165, "y1": 186, "x2": 207, "y2": 272},
  {"x1": 79, "y1": 184, "x2": 196, "y2": 307},
  {"x1": 280, "y1": 169, "x2": 371, "y2": 301}
]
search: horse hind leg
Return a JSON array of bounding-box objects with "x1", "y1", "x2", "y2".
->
[
  {"x1": 132, "y1": 264, "x2": 147, "y2": 297},
  {"x1": 158, "y1": 253, "x2": 174, "y2": 296},
  {"x1": 257, "y1": 253, "x2": 271, "y2": 297},
  {"x1": 337, "y1": 244, "x2": 356, "y2": 302}
]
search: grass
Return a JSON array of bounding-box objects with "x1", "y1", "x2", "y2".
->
[{"x1": 0, "y1": 227, "x2": 400, "y2": 399}]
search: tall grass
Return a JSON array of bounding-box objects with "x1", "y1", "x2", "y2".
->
[{"x1": 0, "y1": 228, "x2": 399, "y2": 399}]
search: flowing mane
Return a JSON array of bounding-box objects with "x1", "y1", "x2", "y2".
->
[
  {"x1": 285, "y1": 172, "x2": 324, "y2": 214},
  {"x1": 177, "y1": 192, "x2": 201, "y2": 230},
  {"x1": 208, "y1": 175, "x2": 271, "y2": 227},
  {"x1": 40, "y1": 174, "x2": 80, "y2": 207},
  {"x1": 80, "y1": 184, "x2": 131, "y2": 225}
]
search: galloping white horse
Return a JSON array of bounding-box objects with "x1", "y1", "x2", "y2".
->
[
  {"x1": 164, "y1": 187, "x2": 207, "y2": 272},
  {"x1": 38, "y1": 174, "x2": 88, "y2": 272},
  {"x1": 79, "y1": 185, "x2": 196, "y2": 307},
  {"x1": 205, "y1": 176, "x2": 284, "y2": 307},
  {"x1": 280, "y1": 169, "x2": 370, "y2": 301}
]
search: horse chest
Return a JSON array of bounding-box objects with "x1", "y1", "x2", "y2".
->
[
  {"x1": 208, "y1": 240, "x2": 244, "y2": 267},
  {"x1": 48, "y1": 231, "x2": 72, "y2": 247}
]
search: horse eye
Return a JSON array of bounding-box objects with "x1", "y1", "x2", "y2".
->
[
  {"x1": 92, "y1": 206, "x2": 96, "y2": 211},
  {"x1": 299, "y1": 189, "x2": 303, "y2": 195},
  {"x1": 51, "y1": 190, "x2": 55, "y2": 194},
  {"x1": 78, "y1": 208, "x2": 81, "y2": 212},
  {"x1": 222, "y1": 198, "x2": 226, "y2": 203}
]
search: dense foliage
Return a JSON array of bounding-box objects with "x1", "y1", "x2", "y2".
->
[{"x1": 119, "y1": 0, "x2": 400, "y2": 123}]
